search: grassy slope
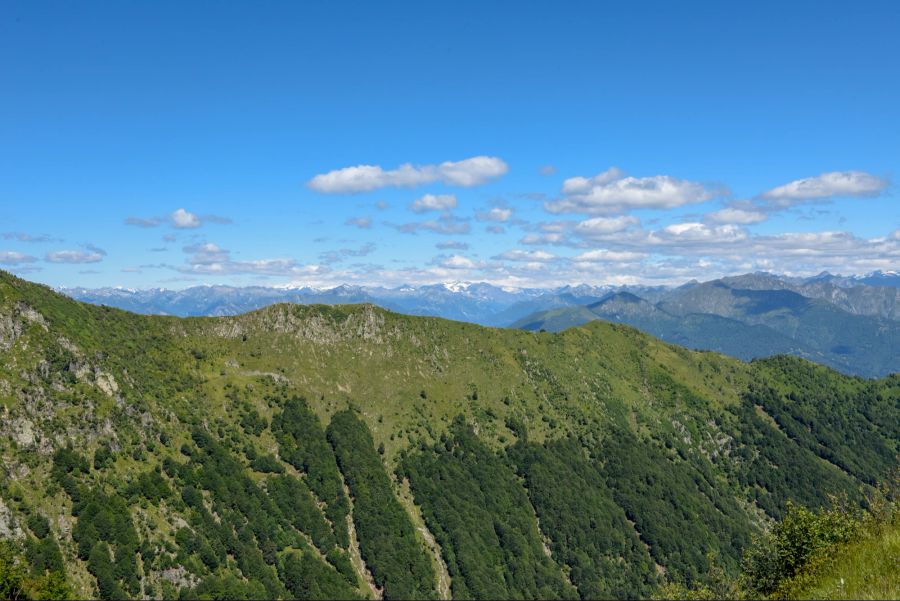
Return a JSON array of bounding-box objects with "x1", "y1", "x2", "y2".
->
[
  {"x1": 0, "y1": 270, "x2": 897, "y2": 599},
  {"x1": 772, "y1": 516, "x2": 900, "y2": 601}
]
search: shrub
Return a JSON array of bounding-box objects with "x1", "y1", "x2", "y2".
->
[{"x1": 741, "y1": 502, "x2": 861, "y2": 595}]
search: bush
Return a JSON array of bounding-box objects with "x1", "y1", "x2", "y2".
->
[
  {"x1": 741, "y1": 502, "x2": 861, "y2": 595},
  {"x1": 26, "y1": 513, "x2": 50, "y2": 539}
]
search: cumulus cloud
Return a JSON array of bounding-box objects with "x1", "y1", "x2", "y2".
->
[
  {"x1": 573, "y1": 250, "x2": 647, "y2": 262},
  {"x1": 575, "y1": 216, "x2": 641, "y2": 238},
  {"x1": 0, "y1": 251, "x2": 38, "y2": 265},
  {"x1": 486, "y1": 225, "x2": 506, "y2": 234},
  {"x1": 308, "y1": 156, "x2": 508, "y2": 193},
  {"x1": 705, "y1": 207, "x2": 768, "y2": 225},
  {"x1": 520, "y1": 232, "x2": 570, "y2": 246},
  {"x1": 546, "y1": 167, "x2": 718, "y2": 214},
  {"x1": 180, "y1": 242, "x2": 323, "y2": 276},
  {"x1": 760, "y1": 170, "x2": 888, "y2": 204},
  {"x1": 171, "y1": 208, "x2": 202, "y2": 229},
  {"x1": 494, "y1": 249, "x2": 556, "y2": 262},
  {"x1": 439, "y1": 255, "x2": 478, "y2": 270},
  {"x1": 345, "y1": 216, "x2": 372, "y2": 229},
  {"x1": 410, "y1": 194, "x2": 457, "y2": 213},
  {"x1": 649, "y1": 222, "x2": 748, "y2": 245},
  {"x1": 476, "y1": 207, "x2": 512, "y2": 222},
  {"x1": 45, "y1": 247, "x2": 106, "y2": 263}
]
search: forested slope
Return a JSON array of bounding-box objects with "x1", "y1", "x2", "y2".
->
[{"x1": 0, "y1": 270, "x2": 897, "y2": 599}]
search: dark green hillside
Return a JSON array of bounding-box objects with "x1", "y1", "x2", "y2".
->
[{"x1": 0, "y1": 270, "x2": 897, "y2": 599}]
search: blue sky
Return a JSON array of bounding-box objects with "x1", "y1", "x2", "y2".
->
[{"x1": 2, "y1": 1, "x2": 898, "y2": 289}]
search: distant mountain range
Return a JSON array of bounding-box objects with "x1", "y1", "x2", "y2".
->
[
  {"x1": 62, "y1": 270, "x2": 900, "y2": 376},
  {"x1": 61, "y1": 281, "x2": 668, "y2": 326},
  {"x1": 514, "y1": 273, "x2": 900, "y2": 377}
]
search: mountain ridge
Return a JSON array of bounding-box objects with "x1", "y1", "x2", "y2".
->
[{"x1": 1, "y1": 270, "x2": 897, "y2": 599}]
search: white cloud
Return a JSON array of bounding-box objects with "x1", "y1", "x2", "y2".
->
[
  {"x1": 0, "y1": 251, "x2": 38, "y2": 265},
  {"x1": 345, "y1": 216, "x2": 372, "y2": 229},
  {"x1": 171, "y1": 208, "x2": 201, "y2": 229},
  {"x1": 706, "y1": 207, "x2": 768, "y2": 225},
  {"x1": 575, "y1": 216, "x2": 641, "y2": 238},
  {"x1": 760, "y1": 171, "x2": 888, "y2": 204},
  {"x1": 495, "y1": 249, "x2": 556, "y2": 262},
  {"x1": 574, "y1": 250, "x2": 647, "y2": 262},
  {"x1": 476, "y1": 207, "x2": 512, "y2": 222},
  {"x1": 127, "y1": 211, "x2": 230, "y2": 229},
  {"x1": 308, "y1": 156, "x2": 508, "y2": 193},
  {"x1": 440, "y1": 255, "x2": 477, "y2": 269},
  {"x1": 45, "y1": 249, "x2": 105, "y2": 264},
  {"x1": 410, "y1": 194, "x2": 457, "y2": 213},
  {"x1": 547, "y1": 167, "x2": 717, "y2": 214},
  {"x1": 179, "y1": 241, "x2": 323, "y2": 276},
  {"x1": 539, "y1": 165, "x2": 556, "y2": 176},
  {"x1": 650, "y1": 222, "x2": 747, "y2": 244},
  {"x1": 520, "y1": 232, "x2": 570, "y2": 246}
]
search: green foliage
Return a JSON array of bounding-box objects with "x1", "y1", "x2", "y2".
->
[
  {"x1": 273, "y1": 397, "x2": 350, "y2": 548},
  {"x1": 266, "y1": 474, "x2": 336, "y2": 553},
  {"x1": 87, "y1": 542, "x2": 126, "y2": 600},
  {"x1": 325, "y1": 548, "x2": 357, "y2": 586},
  {"x1": 180, "y1": 572, "x2": 267, "y2": 600},
  {"x1": 0, "y1": 541, "x2": 28, "y2": 601},
  {"x1": 508, "y1": 436, "x2": 657, "y2": 599},
  {"x1": 750, "y1": 357, "x2": 899, "y2": 485},
  {"x1": 180, "y1": 429, "x2": 287, "y2": 599},
  {"x1": 402, "y1": 417, "x2": 577, "y2": 600},
  {"x1": 277, "y1": 552, "x2": 363, "y2": 600},
  {"x1": 24, "y1": 537, "x2": 64, "y2": 574},
  {"x1": 126, "y1": 469, "x2": 172, "y2": 502},
  {"x1": 598, "y1": 428, "x2": 751, "y2": 584},
  {"x1": 51, "y1": 447, "x2": 89, "y2": 477},
  {"x1": 0, "y1": 541, "x2": 71, "y2": 601},
  {"x1": 93, "y1": 444, "x2": 114, "y2": 471},
  {"x1": 742, "y1": 503, "x2": 861, "y2": 596},
  {"x1": 25, "y1": 514, "x2": 50, "y2": 539},
  {"x1": 249, "y1": 454, "x2": 284, "y2": 474},
  {"x1": 68, "y1": 486, "x2": 140, "y2": 596},
  {"x1": 661, "y1": 484, "x2": 899, "y2": 600},
  {"x1": 727, "y1": 397, "x2": 865, "y2": 519},
  {"x1": 327, "y1": 409, "x2": 437, "y2": 599},
  {"x1": 240, "y1": 409, "x2": 268, "y2": 436}
]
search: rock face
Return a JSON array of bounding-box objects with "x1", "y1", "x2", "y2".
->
[
  {"x1": 212, "y1": 303, "x2": 390, "y2": 345},
  {"x1": 0, "y1": 497, "x2": 23, "y2": 539}
]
